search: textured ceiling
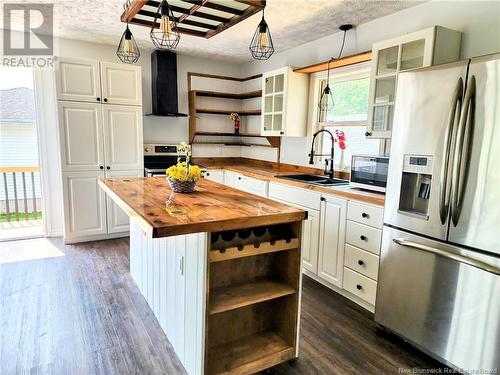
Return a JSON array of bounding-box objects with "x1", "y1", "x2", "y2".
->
[{"x1": 1, "y1": 0, "x2": 421, "y2": 62}]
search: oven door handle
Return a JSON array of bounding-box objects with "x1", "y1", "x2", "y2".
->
[{"x1": 393, "y1": 238, "x2": 500, "y2": 276}]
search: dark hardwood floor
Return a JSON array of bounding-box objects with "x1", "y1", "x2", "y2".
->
[{"x1": 0, "y1": 237, "x2": 445, "y2": 374}]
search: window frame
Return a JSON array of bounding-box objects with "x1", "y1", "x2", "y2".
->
[{"x1": 308, "y1": 61, "x2": 383, "y2": 169}]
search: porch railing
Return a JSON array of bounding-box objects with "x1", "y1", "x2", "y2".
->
[{"x1": 0, "y1": 166, "x2": 42, "y2": 222}]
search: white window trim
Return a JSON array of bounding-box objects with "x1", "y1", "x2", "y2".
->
[{"x1": 308, "y1": 61, "x2": 382, "y2": 170}]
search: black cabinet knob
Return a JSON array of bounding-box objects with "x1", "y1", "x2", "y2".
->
[
  {"x1": 365, "y1": 131, "x2": 372, "y2": 137},
  {"x1": 320, "y1": 197, "x2": 326, "y2": 202},
  {"x1": 280, "y1": 131, "x2": 284, "y2": 135},
  {"x1": 206, "y1": 173, "x2": 210, "y2": 176},
  {"x1": 106, "y1": 166, "x2": 110, "y2": 170},
  {"x1": 97, "y1": 97, "x2": 101, "y2": 102},
  {"x1": 356, "y1": 284, "x2": 362, "y2": 290},
  {"x1": 358, "y1": 260, "x2": 364, "y2": 266},
  {"x1": 360, "y1": 235, "x2": 367, "y2": 241},
  {"x1": 361, "y1": 213, "x2": 369, "y2": 218},
  {"x1": 238, "y1": 177, "x2": 242, "y2": 180},
  {"x1": 103, "y1": 98, "x2": 108, "y2": 102},
  {"x1": 99, "y1": 166, "x2": 104, "y2": 169}
]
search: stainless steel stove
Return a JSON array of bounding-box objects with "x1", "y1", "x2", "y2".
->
[{"x1": 143, "y1": 143, "x2": 205, "y2": 176}]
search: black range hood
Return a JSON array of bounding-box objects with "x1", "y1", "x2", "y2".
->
[{"x1": 147, "y1": 50, "x2": 188, "y2": 117}]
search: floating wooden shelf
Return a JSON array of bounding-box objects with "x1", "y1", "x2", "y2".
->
[
  {"x1": 209, "y1": 280, "x2": 296, "y2": 315},
  {"x1": 192, "y1": 141, "x2": 275, "y2": 148},
  {"x1": 293, "y1": 51, "x2": 372, "y2": 74},
  {"x1": 194, "y1": 131, "x2": 263, "y2": 137},
  {"x1": 207, "y1": 331, "x2": 295, "y2": 375},
  {"x1": 196, "y1": 108, "x2": 261, "y2": 116},
  {"x1": 209, "y1": 238, "x2": 299, "y2": 263},
  {"x1": 195, "y1": 90, "x2": 262, "y2": 99}
]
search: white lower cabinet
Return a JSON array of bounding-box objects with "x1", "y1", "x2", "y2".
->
[
  {"x1": 106, "y1": 170, "x2": 143, "y2": 233},
  {"x1": 317, "y1": 195, "x2": 347, "y2": 288},
  {"x1": 301, "y1": 208, "x2": 320, "y2": 273},
  {"x1": 204, "y1": 169, "x2": 224, "y2": 184},
  {"x1": 63, "y1": 171, "x2": 107, "y2": 240},
  {"x1": 63, "y1": 170, "x2": 142, "y2": 242}
]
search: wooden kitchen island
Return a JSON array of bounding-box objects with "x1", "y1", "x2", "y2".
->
[{"x1": 98, "y1": 177, "x2": 306, "y2": 375}]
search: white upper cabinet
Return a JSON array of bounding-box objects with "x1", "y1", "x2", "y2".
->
[
  {"x1": 56, "y1": 57, "x2": 101, "y2": 103},
  {"x1": 102, "y1": 105, "x2": 143, "y2": 171},
  {"x1": 58, "y1": 101, "x2": 104, "y2": 172},
  {"x1": 56, "y1": 58, "x2": 142, "y2": 106},
  {"x1": 261, "y1": 67, "x2": 308, "y2": 136},
  {"x1": 366, "y1": 26, "x2": 461, "y2": 138},
  {"x1": 100, "y1": 62, "x2": 142, "y2": 106}
]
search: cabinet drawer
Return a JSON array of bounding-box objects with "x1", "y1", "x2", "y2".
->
[
  {"x1": 204, "y1": 170, "x2": 224, "y2": 184},
  {"x1": 347, "y1": 201, "x2": 384, "y2": 228},
  {"x1": 346, "y1": 221, "x2": 382, "y2": 255},
  {"x1": 343, "y1": 267, "x2": 377, "y2": 305},
  {"x1": 269, "y1": 182, "x2": 320, "y2": 210},
  {"x1": 344, "y1": 244, "x2": 379, "y2": 280}
]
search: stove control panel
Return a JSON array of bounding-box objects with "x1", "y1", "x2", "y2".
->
[{"x1": 143, "y1": 144, "x2": 178, "y2": 155}]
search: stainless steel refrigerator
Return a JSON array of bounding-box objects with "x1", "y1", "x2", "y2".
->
[{"x1": 375, "y1": 53, "x2": 500, "y2": 372}]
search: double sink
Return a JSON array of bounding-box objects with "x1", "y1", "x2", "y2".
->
[{"x1": 277, "y1": 174, "x2": 349, "y2": 187}]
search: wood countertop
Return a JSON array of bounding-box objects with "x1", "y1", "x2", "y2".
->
[
  {"x1": 205, "y1": 165, "x2": 386, "y2": 206},
  {"x1": 99, "y1": 177, "x2": 306, "y2": 238}
]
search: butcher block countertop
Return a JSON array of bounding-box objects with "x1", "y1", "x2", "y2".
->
[
  {"x1": 99, "y1": 177, "x2": 306, "y2": 238},
  {"x1": 206, "y1": 164, "x2": 386, "y2": 206}
]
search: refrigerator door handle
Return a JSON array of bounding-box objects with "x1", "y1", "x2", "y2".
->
[
  {"x1": 393, "y1": 238, "x2": 500, "y2": 275},
  {"x1": 451, "y1": 75, "x2": 476, "y2": 226},
  {"x1": 439, "y1": 78, "x2": 463, "y2": 224}
]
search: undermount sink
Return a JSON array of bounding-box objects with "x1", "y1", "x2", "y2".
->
[{"x1": 276, "y1": 174, "x2": 349, "y2": 187}]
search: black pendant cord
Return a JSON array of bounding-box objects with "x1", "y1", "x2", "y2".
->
[{"x1": 327, "y1": 28, "x2": 348, "y2": 77}]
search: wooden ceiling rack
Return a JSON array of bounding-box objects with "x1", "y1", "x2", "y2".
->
[
  {"x1": 121, "y1": 0, "x2": 265, "y2": 39},
  {"x1": 293, "y1": 51, "x2": 372, "y2": 74}
]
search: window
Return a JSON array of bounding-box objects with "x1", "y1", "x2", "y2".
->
[{"x1": 312, "y1": 63, "x2": 380, "y2": 169}]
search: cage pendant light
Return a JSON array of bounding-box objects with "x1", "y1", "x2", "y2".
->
[
  {"x1": 318, "y1": 24, "x2": 353, "y2": 118},
  {"x1": 249, "y1": 10, "x2": 274, "y2": 60},
  {"x1": 150, "y1": 0, "x2": 180, "y2": 50},
  {"x1": 117, "y1": 24, "x2": 140, "y2": 63}
]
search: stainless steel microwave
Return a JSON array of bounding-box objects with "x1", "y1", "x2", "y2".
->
[{"x1": 350, "y1": 155, "x2": 389, "y2": 193}]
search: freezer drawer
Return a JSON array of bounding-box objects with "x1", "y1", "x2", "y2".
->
[{"x1": 375, "y1": 225, "x2": 500, "y2": 372}]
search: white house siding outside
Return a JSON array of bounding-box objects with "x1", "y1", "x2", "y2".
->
[{"x1": 0, "y1": 87, "x2": 42, "y2": 215}]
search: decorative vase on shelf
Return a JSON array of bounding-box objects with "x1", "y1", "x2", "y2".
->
[{"x1": 338, "y1": 149, "x2": 346, "y2": 171}]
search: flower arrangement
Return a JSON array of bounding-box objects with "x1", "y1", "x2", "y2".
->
[
  {"x1": 335, "y1": 130, "x2": 346, "y2": 150},
  {"x1": 165, "y1": 142, "x2": 201, "y2": 193},
  {"x1": 229, "y1": 112, "x2": 240, "y2": 134}
]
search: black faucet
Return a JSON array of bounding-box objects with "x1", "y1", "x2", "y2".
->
[{"x1": 308, "y1": 129, "x2": 335, "y2": 179}]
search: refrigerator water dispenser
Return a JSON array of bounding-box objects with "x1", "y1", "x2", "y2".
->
[{"x1": 398, "y1": 155, "x2": 434, "y2": 219}]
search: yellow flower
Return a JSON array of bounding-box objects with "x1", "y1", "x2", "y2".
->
[{"x1": 166, "y1": 164, "x2": 202, "y2": 182}]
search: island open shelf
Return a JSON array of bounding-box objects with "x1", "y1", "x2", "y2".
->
[{"x1": 98, "y1": 177, "x2": 306, "y2": 375}]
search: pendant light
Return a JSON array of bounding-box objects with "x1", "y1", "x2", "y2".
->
[
  {"x1": 116, "y1": 23, "x2": 140, "y2": 64},
  {"x1": 249, "y1": 9, "x2": 274, "y2": 60},
  {"x1": 318, "y1": 24, "x2": 353, "y2": 118},
  {"x1": 150, "y1": 0, "x2": 180, "y2": 50}
]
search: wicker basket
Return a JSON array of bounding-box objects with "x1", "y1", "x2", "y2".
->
[{"x1": 167, "y1": 178, "x2": 197, "y2": 193}]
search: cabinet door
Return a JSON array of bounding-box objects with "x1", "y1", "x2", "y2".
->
[
  {"x1": 301, "y1": 208, "x2": 320, "y2": 274},
  {"x1": 63, "y1": 171, "x2": 107, "y2": 240},
  {"x1": 106, "y1": 170, "x2": 143, "y2": 233},
  {"x1": 102, "y1": 105, "x2": 143, "y2": 171},
  {"x1": 204, "y1": 170, "x2": 224, "y2": 184},
  {"x1": 56, "y1": 57, "x2": 101, "y2": 103},
  {"x1": 58, "y1": 101, "x2": 104, "y2": 172},
  {"x1": 318, "y1": 195, "x2": 347, "y2": 287},
  {"x1": 261, "y1": 68, "x2": 287, "y2": 136},
  {"x1": 100, "y1": 62, "x2": 142, "y2": 106}
]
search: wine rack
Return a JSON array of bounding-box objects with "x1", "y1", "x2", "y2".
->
[{"x1": 206, "y1": 221, "x2": 301, "y2": 374}]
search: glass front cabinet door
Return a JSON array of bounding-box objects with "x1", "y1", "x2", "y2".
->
[
  {"x1": 366, "y1": 26, "x2": 461, "y2": 139},
  {"x1": 261, "y1": 67, "x2": 308, "y2": 137}
]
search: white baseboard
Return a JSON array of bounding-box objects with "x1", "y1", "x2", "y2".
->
[{"x1": 63, "y1": 232, "x2": 129, "y2": 245}]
